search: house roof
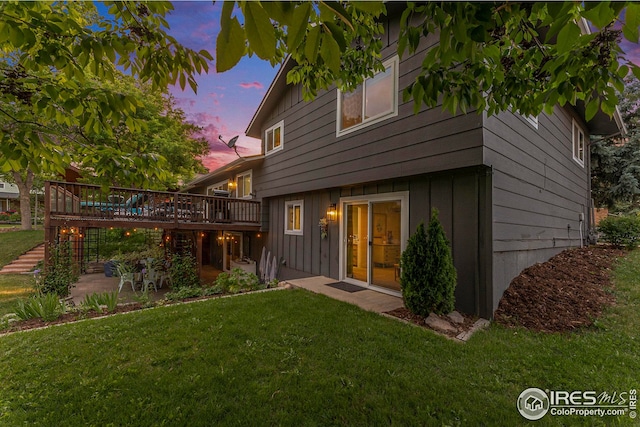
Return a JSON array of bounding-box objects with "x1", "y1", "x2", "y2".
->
[
  {"x1": 245, "y1": 17, "x2": 626, "y2": 139},
  {"x1": 0, "y1": 192, "x2": 19, "y2": 199},
  {"x1": 182, "y1": 154, "x2": 264, "y2": 191},
  {"x1": 246, "y1": 57, "x2": 295, "y2": 139}
]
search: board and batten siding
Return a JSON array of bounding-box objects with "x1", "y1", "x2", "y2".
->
[
  {"x1": 265, "y1": 168, "x2": 493, "y2": 317},
  {"x1": 483, "y1": 108, "x2": 590, "y2": 311}
]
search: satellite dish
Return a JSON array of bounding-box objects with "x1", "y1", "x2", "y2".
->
[{"x1": 218, "y1": 135, "x2": 242, "y2": 158}]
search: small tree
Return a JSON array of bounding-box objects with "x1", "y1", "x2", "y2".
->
[
  {"x1": 425, "y1": 209, "x2": 457, "y2": 314},
  {"x1": 400, "y1": 221, "x2": 429, "y2": 315},
  {"x1": 400, "y1": 209, "x2": 457, "y2": 316}
]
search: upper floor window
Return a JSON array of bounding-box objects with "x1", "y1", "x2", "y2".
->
[
  {"x1": 285, "y1": 200, "x2": 303, "y2": 235},
  {"x1": 265, "y1": 120, "x2": 284, "y2": 155},
  {"x1": 572, "y1": 119, "x2": 585, "y2": 167},
  {"x1": 0, "y1": 183, "x2": 4, "y2": 189},
  {"x1": 337, "y1": 56, "x2": 399, "y2": 136},
  {"x1": 236, "y1": 170, "x2": 252, "y2": 198}
]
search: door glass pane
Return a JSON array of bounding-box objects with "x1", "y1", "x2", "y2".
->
[
  {"x1": 371, "y1": 200, "x2": 401, "y2": 291},
  {"x1": 346, "y1": 203, "x2": 368, "y2": 282}
]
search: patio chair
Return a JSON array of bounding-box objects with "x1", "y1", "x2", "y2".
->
[
  {"x1": 142, "y1": 268, "x2": 159, "y2": 292},
  {"x1": 116, "y1": 263, "x2": 136, "y2": 293}
]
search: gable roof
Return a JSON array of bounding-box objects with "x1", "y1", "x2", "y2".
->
[
  {"x1": 246, "y1": 56, "x2": 295, "y2": 139},
  {"x1": 182, "y1": 154, "x2": 264, "y2": 192}
]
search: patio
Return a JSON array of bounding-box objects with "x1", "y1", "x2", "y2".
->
[{"x1": 69, "y1": 265, "x2": 223, "y2": 305}]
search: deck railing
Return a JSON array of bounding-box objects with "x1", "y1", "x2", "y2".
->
[{"x1": 45, "y1": 181, "x2": 261, "y2": 225}]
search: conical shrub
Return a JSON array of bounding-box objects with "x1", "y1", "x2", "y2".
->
[
  {"x1": 425, "y1": 208, "x2": 457, "y2": 314},
  {"x1": 400, "y1": 209, "x2": 457, "y2": 316},
  {"x1": 400, "y1": 221, "x2": 429, "y2": 316}
]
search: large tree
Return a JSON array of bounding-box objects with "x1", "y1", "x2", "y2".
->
[
  {"x1": 216, "y1": 1, "x2": 640, "y2": 120},
  {"x1": 0, "y1": 1, "x2": 211, "y2": 229},
  {"x1": 76, "y1": 75, "x2": 209, "y2": 190}
]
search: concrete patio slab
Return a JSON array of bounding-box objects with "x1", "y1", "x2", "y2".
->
[
  {"x1": 284, "y1": 276, "x2": 404, "y2": 314},
  {"x1": 70, "y1": 273, "x2": 169, "y2": 306}
]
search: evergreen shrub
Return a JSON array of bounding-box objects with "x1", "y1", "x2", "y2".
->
[{"x1": 400, "y1": 208, "x2": 457, "y2": 316}]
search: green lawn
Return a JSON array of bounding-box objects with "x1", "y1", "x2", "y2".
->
[
  {"x1": 0, "y1": 229, "x2": 44, "y2": 268},
  {"x1": 0, "y1": 275, "x2": 34, "y2": 317},
  {"x1": 0, "y1": 251, "x2": 638, "y2": 426},
  {"x1": 0, "y1": 230, "x2": 43, "y2": 317}
]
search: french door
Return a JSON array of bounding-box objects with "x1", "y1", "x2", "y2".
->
[{"x1": 341, "y1": 193, "x2": 408, "y2": 294}]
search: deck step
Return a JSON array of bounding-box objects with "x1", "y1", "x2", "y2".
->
[{"x1": 0, "y1": 244, "x2": 46, "y2": 274}]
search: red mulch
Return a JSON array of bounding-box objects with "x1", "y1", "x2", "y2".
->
[{"x1": 493, "y1": 246, "x2": 626, "y2": 333}]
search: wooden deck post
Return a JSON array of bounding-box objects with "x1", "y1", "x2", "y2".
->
[
  {"x1": 196, "y1": 231, "x2": 203, "y2": 280},
  {"x1": 196, "y1": 231, "x2": 204, "y2": 277},
  {"x1": 44, "y1": 182, "x2": 51, "y2": 269}
]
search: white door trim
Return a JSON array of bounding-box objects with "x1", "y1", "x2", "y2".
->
[{"x1": 338, "y1": 191, "x2": 409, "y2": 290}]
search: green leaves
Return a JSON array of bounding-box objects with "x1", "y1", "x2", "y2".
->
[
  {"x1": 244, "y1": 2, "x2": 276, "y2": 60},
  {"x1": 556, "y1": 22, "x2": 581, "y2": 55}
]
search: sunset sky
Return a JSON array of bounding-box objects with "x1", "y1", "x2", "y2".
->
[{"x1": 160, "y1": 2, "x2": 640, "y2": 171}]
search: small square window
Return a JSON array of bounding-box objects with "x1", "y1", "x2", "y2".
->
[
  {"x1": 285, "y1": 200, "x2": 303, "y2": 235},
  {"x1": 265, "y1": 120, "x2": 284, "y2": 155},
  {"x1": 572, "y1": 119, "x2": 585, "y2": 167}
]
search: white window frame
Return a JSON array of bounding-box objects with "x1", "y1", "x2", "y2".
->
[
  {"x1": 284, "y1": 200, "x2": 304, "y2": 236},
  {"x1": 0, "y1": 183, "x2": 4, "y2": 189},
  {"x1": 524, "y1": 114, "x2": 539, "y2": 129},
  {"x1": 336, "y1": 56, "x2": 399, "y2": 137},
  {"x1": 264, "y1": 120, "x2": 284, "y2": 155},
  {"x1": 235, "y1": 170, "x2": 253, "y2": 199},
  {"x1": 572, "y1": 119, "x2": 585, "y2": 167},
  {"x1": 206, "y1": 180, "x2": 229, "y2": 196}
]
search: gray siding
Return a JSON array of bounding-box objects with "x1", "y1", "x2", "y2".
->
[
  {"x1": 252, "y1": 17, "x2": 484, "y2": 201},
  {"x1": 483, "y1": 108, "x2": 590, "y2": 311},
  {"x1": 265, "y1": 168, "x2": 493, "y2": 317}
]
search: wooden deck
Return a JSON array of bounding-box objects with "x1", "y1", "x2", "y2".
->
[{"x1": 45, "y1": 181, "x2": 261, "y2": 232}]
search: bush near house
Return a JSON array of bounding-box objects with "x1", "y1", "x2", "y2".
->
[
  {"x1": 598, "y1": 215, "x2": 640, "y2": 249},
  {"x1": 400, "y1": 209, "x2": 457, "y2": 316}
]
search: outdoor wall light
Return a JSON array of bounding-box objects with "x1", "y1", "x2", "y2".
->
[{"x1": 327, "y1": 203, "x2": 337, "y2": 221}]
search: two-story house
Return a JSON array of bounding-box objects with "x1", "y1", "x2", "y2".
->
[
  {"x1": 0, "y1": 181, "x2": 19, "y2": 213},
  {"x1": 188, "y1": 12, "x2": 623, "y2": 318}
]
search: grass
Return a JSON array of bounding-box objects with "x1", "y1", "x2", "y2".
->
[
  {"x1": 0, "y1": 250, "x2": 638, "y2": 425},
  {"x1": 0, "y1": 275, "x2": 33, "y2": 317},
  {"x1": 0, "y1": 230, "x2": 42, "y2": 317},
  {"x1": 0, "y1": 229, "x2": 44, "y2": 268}
]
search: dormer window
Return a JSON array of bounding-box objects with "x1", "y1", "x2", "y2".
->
[
  {"x1": 337, "y1": 56, "x2": 399, "y2": 136},
  {"x1": 265, "y1": 120, "x2": 284, "y2": 155}
]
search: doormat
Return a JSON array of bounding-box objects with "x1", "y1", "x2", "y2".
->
[{"x1": 325, "y1": 282, "x2": 366, "y2": 293}]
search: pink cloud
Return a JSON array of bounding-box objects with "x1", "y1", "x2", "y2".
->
[{"x1": 239, "y1": 81, "x2": 264, "y2": 90}]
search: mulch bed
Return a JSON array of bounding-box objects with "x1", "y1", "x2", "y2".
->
[{"x1": 493, "y1": 246, "x2": 626, "y2": 333}]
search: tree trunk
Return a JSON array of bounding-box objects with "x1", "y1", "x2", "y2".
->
[{"x1": 12, "y1": 170, "x2": 34, "y2": 231}]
